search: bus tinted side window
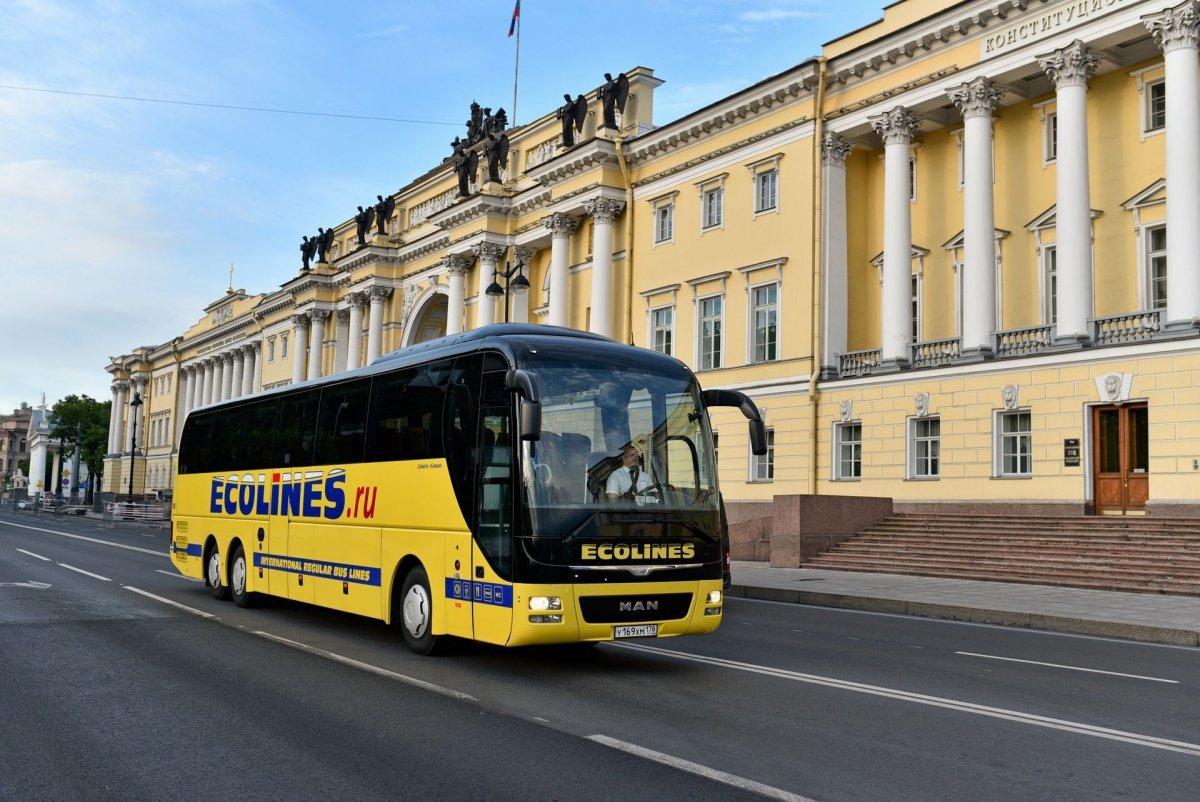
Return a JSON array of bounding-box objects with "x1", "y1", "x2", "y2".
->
[
  {"x1": 179, "y1": 412, "x2": 213, "y2": 474},
  {"x1": 274, "y1": 388, "x2": 321, "y2": 468},
  {"x1": 368, "y1": 362, "x2": 450, "y2": 462},
  {"x1": 242, "y1": 398, "x2": 280, "y2": 471},
  {"x1": 314, "y1": 379, "x2": 371, "y2": 465}
]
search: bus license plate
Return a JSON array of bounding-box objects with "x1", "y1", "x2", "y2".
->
[{"x1": 614, "y1": 624, "x2": 658, "y2": 639}]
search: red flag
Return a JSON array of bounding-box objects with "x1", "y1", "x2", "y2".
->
[{"x1": 508, "y1": 0, "x2": 520, "y2": 36}]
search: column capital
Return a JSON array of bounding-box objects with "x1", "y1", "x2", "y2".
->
[
  {"x1": 948, "y1": 77, "x2": 1003, "y2": 120},
  {"x1": 336, "y1": 308, "x2": 351, "y2": 324},
  {"x1": 583, "y1": 197, "x2": 625, "y2": 224},
  {"x1": 1144, "y1": 2, "x2": 1200, "y2": 53},
  {"x1": 472, "y1": 242, "x2": 505, "y2": 263},
  {"x1": 1037, "y1": 40, "x2": 1099, "y2": 89},
  {"x1": 821, "y1": 132, "x2": 854, "y2": 168},
  {"x1": 345, "y1": 290, "x2": 368, "y2": 309},
  {"x1": 444, "y1": 254, "x2": 471, "y2": 276},
  {"x1": 308, "y1": 308, "x2": 331, "y2": 323},
  {"x1": 367, "y1": 285, "x2": 393, "y2": 302},
  {"x1": 543, "y1": 212, "x2": 580, "y2": 237},
  {"x1": 113, "y1": 379, "x2": 129, "y2": 392},
  {"x1": 291, "y1": 312, "x2": 309, "y2": 328},
  {"x1": 514, "y1": 245, "x2": 538, "y2": 265},
  {"x1": 869, "y1": 106, "x2": 920, "y2": 146}
]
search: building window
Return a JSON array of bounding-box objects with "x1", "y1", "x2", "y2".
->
[
  {"x1": 751, "y1": 428, "x2": 775, "y2": 482},
  {"x1": 1044, "y1": 110, "x2": 1058, "y2": 163},
  {"x1": 996, "y1": 410, "x2": 1032, "y2": 477},
  {"x1": 755, "y1": 169, "x2": 778, "y2": 213},
  {"x1": 751, "y1": 284, "x2": 778, "y2": 363},
  {"x1": 1043, "y1": 246, "x2": 1058, "y2": 325},
  {"x1": 702, "y1": 186, "x2": 723, "y2": 229},
  {"x1": 1148, "y1": 224, "x2": 1167, "y2": 310},
  {"x1": 280, "y1": 333, "x2": 288, "y2": 359},
  {"x1": 909, "y1": 155, "x2": 917, "y2": 202},
  {"x1": 698, "y1": 295, "x2": 723, "y2": 370},
  {"x1": 268, "y1": 337, "x2": 276, "y2": 362},
  {"x1": 834, "y1": 422, "x2": 862, "y2": 480},
  {"x1": 909, "y1": 417, "x2": 940, "y2": 479},
  {"x1": 911, "y1": 273, "x2": 921, "y2": 342},
  {"x1": 654, "y1": 202, "x2": 674, "y2": 244},
  {"x1": 1146, "y1": 79, "x2": 1166, "y2": 133},
  {"x1": 652, "y1": 306, "x2": 674, "y2": 355}
]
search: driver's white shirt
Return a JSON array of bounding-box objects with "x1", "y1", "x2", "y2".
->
[{"x1": 606, "y1": 464, "x2": 651, "y2": 497}]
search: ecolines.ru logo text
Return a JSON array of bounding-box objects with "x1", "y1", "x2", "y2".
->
[{"x1": 209, "y1": 470, "x2": 378, "y2": 520}]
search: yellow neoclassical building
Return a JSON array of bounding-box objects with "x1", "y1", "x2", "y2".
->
[{"x1": 106, "y1": 0, "x2": 1200, "y2": 519}]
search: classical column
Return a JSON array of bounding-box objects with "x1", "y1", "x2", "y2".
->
[
  {"x1": 474, "y1": 242, "x2": 504, "y2": 328},
  {"x1": 1039, "y1": 40, "x2": 1099, "y2": 345},
  {"x1": 334, "y1": 309, "x2": 350, "y2": 373},
  {"x1": 1146, "y1": 3, "x2": 1200, "y2": 330},
  {"x1": 345, "y1": 293, "x2": 366, "y2": 370},
  {"x1": 366, "y1": 287, "x2": 392, "y2": 364},
  {"x1": 821, "y1": 133, "x2": 853, "y2": 376},
  {"x1": 307, "y1": 309, "x2": 329, "y2": 381},
  {"x1": 544, "y1": 212, "x2": 579, "y2": 328},
  {"x1": 50, "y1": 449, "x2": 61, "y2": 494},
  {"x1": 445, "y1": 256, "x2": 468, "y2": 335},
  {"x1": 291, "y1": 313, "x2": 309, "y2": 384},
  {"x1": 513, "y1": 247, "x2": 537, "y2": 324},
  {"x1": 201, "y1": 360, "x2": 213, "y2": 407},
  {"x1": 212, "y1": 356, "x2": 225, "y2": 403},
  {"x1": 176, "y1": 369, "x2": 191, "y2": 440},
  {"x1": 109, "y1": 382, "x2": 127, "y2": 454},
  {"x1": 28, "y1": 440, "x2": 46, "y2": 496},
  {"x1": 249, "y1": 343, "x2": 262, "y2": 393},
  {"x1": 584, "y1": 198, "x2": 625, "y2": 338},
  {"x1": 870, "y1": 106, "x2": 921, "y2": 367},
  {"x1": 240, "y1": 346, "x2": 253, "y2": 396},
  {"x1": 229, "y1": 350, "x2": 244, "y2": 399},
  {"x1": 949, "y1": 78, "x2": 1003, "y2": 359},
  {"x1": 193, "y1": 363, "x2": 205, "y2": 410}
]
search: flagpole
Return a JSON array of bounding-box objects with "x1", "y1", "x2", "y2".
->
[{"x1": 512, "y1": 15, "x2": 520, "y2": 125}]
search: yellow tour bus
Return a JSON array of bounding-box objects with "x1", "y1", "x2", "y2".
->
[{"x1": 171, "y1": 324, "x2": 765, "y2": 654}]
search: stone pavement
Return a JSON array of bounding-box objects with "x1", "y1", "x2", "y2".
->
[{"x1": 728, "y1": 561, "x2": 1200, "y2": 647}]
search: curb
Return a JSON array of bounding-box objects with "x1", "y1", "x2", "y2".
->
[{"x1": 727, "y1": 584, "x2": 1200, "y2": 647}]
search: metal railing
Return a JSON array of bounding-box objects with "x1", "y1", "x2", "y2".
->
[
  {"x1": 103, "y1": 501, "x2": 169, "y2": 525},
  {"x1": 1093, "y1": 309, "x2": 1161, "y2": 345},
  {"x1": 995, "y1": 325, "x2": 1053, "y2": 358},
  {"x1": 910, "y1": 337, "x2": 960, "y2": 368}
]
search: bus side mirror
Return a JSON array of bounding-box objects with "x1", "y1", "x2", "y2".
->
[
  {"x1": 701, "y1": 388, "x2": 767, "y2": 456},
  {"x1": 506, "y1": 369, "x2": 541, "y2": 441}
]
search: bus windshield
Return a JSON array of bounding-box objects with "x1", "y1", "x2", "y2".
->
[{"x1": 518, "y1": 350, "x2": 719, "y2": 537}]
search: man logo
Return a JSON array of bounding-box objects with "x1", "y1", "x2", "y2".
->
[{"x1": 619, "y1": 600, "x2": 658, "y2": 612}]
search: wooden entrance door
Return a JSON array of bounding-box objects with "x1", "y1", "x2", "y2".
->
[{"x1": 1092, "y1": 404, "x2": 1149, "y2": 514}]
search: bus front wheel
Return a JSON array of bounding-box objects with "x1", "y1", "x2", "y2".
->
[
  {"x1": 229, "y1": 543, "x2": 259, "y2": 608},
  {"x1": 206, "y1": 542, "x2": 231, "y2": 601},
  {"x1": 399, "y1": 566, "x2": 443, "y2": 655}
]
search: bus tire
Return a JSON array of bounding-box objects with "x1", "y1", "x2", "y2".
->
[
  {"x1": 229, "y1": 543, "x2": 259, "y2": 608},
  {"x1": 206, "y1": 541, "x2": 231, "y2": 601},
  {"x1": 399, "y1": 565, "x2": 443, "y2": 655}
]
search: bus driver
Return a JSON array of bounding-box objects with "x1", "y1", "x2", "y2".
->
[{"x1": 605, "y1": 443, "x2": 652, "y2": 502}]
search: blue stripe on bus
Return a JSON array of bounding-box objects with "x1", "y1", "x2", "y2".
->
[
  {"x1": 445, "y1": 578, "x2": 513, "y2": 609},
  {"x1": 253, "y1": 552, "x2": 381, "y2": 586},
  {"x1": 170, "y1": 543, "x2": 203, "y2": 557}
]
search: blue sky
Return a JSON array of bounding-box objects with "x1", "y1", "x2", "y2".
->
[{"x1": 0, "y1": 0, "x2": 885, "y2": 415}]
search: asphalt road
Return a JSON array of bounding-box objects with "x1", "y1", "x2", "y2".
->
[{"x1": 2, "y1": 508, "x2": 1198, "y2": 801}]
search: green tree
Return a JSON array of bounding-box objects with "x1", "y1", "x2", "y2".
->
[{"x1": 50, "y1": 394, "x2": 111, "y2": 503}]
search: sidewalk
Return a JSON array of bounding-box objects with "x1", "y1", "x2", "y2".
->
[{"x1": 728, "y1": 561, "x2": 1200, "y2": 646}]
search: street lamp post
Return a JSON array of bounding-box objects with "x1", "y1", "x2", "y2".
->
[
  {"x1": 484, "y1": 257, "x2": 531, "y2": 323},
  {"x1": 127, "y1": 392, "x2": 143, "y2": 503}
]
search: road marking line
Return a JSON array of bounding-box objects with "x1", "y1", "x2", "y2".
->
[
  {"x1": 588, "y1": 735, "x2": 817, "y2": 802},
  {"x1": 156, "y1": 569, "x2": 202, "y2": 582},
  {"x1": 250, "y1": 631, "x2": 476, "y2": 702},
  {"x1": 613, "y1": 642, "x2": 1200, "y2": 758},
  {"x1": 1, "y1": 520, "x2": 164, "y2": 557},
  {"x1": 955, "y1": 651, "x2": 1179, "y2": 683},
  {"x1": 123, "y1": 586, "x2": 216, "y2": 619},
  {"x1": 58, "y1": 563, "x2": 110, "y2": 581},
  {"x1": 16, "y1": 548, "x2": 50, "y2": 561}
]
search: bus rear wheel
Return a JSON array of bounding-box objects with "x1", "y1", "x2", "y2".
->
[
  {"x1": 229, "y1": 543, "x2": 259, "y2": 608},
  {"x1": 206, "y1": 542, "x2": 231, "y2": 601},
  {"x1": 399, "y1": 566, "x2": 443, "y2": 655}
]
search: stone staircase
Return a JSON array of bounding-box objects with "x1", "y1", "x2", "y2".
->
[{"x1": 803, "y1": 513, "x2": 1200, "y2": 596}]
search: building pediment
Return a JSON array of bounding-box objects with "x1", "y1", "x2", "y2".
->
[
  {"x1": 427, "y1": 192, "x2": 512, "y2": 231},
  {"x1": 524, "y1": 137, "x2": 619, "y2": 186},
  {"x1": 1121, "y1": 178, "x2": 1166, "y2": 210}
]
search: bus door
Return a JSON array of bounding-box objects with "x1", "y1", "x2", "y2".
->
[
  {"x1": 472, "y1": 397, "x2": 515, "y2": 645},
  {"x1": 442, "y1": 356, "x2": 482, "y2": 639}
]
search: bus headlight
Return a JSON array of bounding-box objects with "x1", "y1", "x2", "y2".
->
[
  {"x1": 529, "y1": 596, "x2": 562, "y2": 611},
  {"x1": 706, "y1": 590, "x2": 722, "y2": 605}
]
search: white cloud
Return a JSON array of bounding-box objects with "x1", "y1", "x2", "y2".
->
[{"x1": 738, "y1": 9, "x2": 820, "y2": 23}]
